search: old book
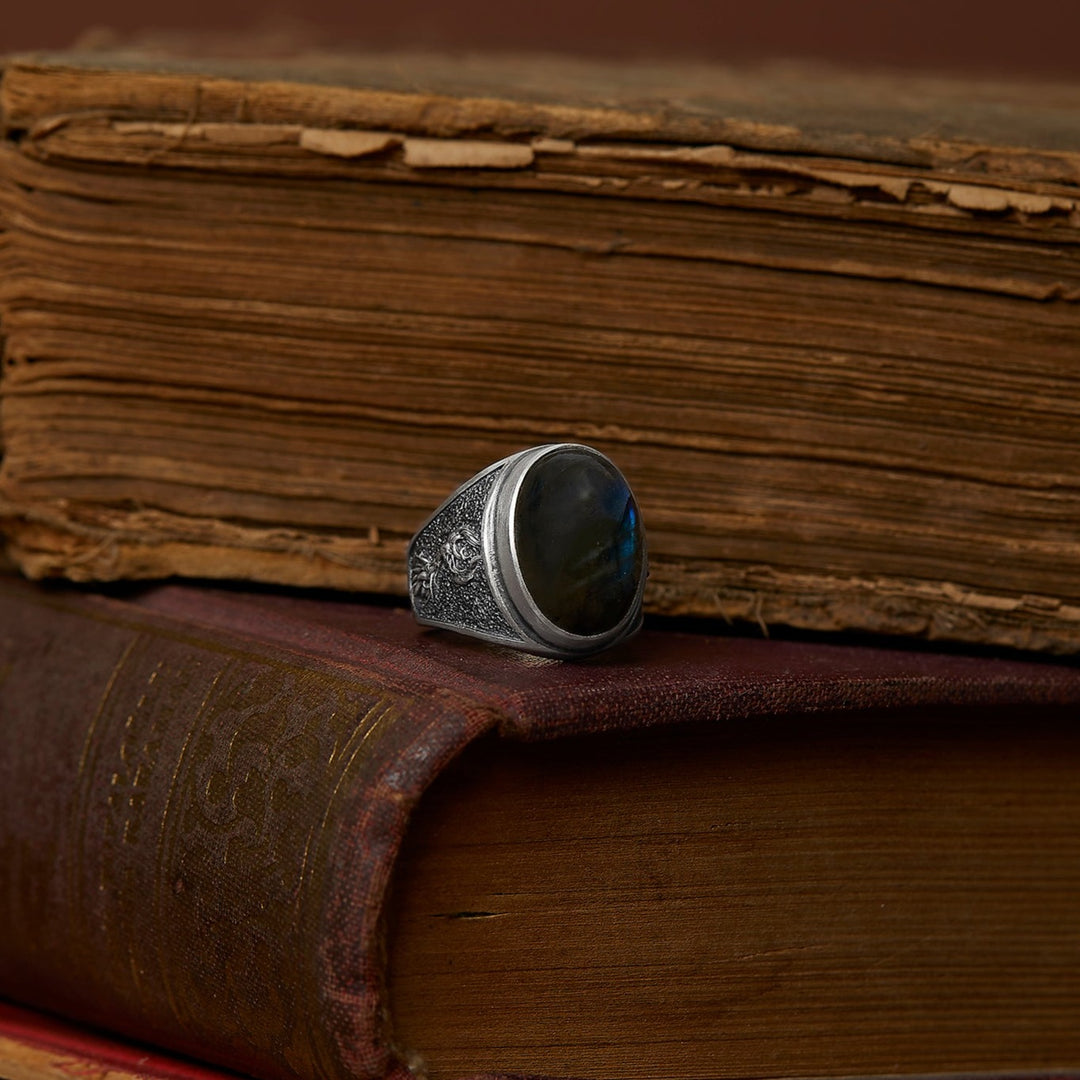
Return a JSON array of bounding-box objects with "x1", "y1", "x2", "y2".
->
[
  {"x1": 0, "y1": 1000, "x2": 233, "y2": 1080},
  {"x1": 3, "y1": 575, "x2": 1080, "y2": 1080},
  {"x1": 0, "y1": 53, "x2": 1079, "y2": 653}
]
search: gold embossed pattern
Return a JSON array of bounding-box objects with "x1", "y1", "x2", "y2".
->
[{"x1": 5, "y1": 589, "x2": 402, "y2": 1080}]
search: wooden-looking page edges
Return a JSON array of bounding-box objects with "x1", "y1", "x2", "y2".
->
[{"x1": 1, "y1": 54, "x2": 1079, "y2": 652}]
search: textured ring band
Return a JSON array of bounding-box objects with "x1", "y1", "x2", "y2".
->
[{"x1": 407, "y1": 444, "x2": 647, "y2": 659}]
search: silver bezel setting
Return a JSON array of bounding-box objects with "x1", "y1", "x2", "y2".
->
[{"x1": 408, "y1": 444, "x2": 647, "y2": 659}]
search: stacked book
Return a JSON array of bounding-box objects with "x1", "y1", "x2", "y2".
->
[{"x1": 2, "y1": 49, "x2": 1080, "y2": 1080}]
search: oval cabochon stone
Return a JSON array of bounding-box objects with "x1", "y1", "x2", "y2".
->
[{"x1": 513, "y1": 448, "x2": 643, "y2": 637}]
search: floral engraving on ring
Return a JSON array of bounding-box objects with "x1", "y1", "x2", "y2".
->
[
  {"x1": 443, "y1": 525, "x2": 483, "y2": 584},
  {"x1": 410, "y1": 550, "x2": 440, "y2": 601}
]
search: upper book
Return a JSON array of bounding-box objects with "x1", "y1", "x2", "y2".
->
[{"x1": 1, "y1": 50, "x2": 1079, "y2": 652}]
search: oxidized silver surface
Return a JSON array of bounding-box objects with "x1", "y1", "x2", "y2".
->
[
  {"x1": 407, "y1": 444, "x2": 646, "y2": 659},
  {"x1": 408, "y1": 465, "x2": 517, "y2": 643}
]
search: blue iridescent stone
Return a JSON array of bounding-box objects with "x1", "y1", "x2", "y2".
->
[{"x1": 513, "y1": 448, "x2": 643, "y2": 637}]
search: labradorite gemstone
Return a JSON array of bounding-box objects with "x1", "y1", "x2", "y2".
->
[{"x1": 514, "y1": 449, "x2": 643, "y2": 636}]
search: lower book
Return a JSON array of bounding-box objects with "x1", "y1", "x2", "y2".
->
[
  {"x1": 0, "y1": 999, "x2": 234, "y2": 1080},
  {"x1": 2, "y1": 576, "x2": 1080, "y2": 1080}
]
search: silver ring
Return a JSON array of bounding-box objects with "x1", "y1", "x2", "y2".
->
[{"x1": 408, "y1": 444, "x2": 647, "y2": 659}]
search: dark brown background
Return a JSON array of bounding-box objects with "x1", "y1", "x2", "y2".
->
[{"x1": 3, "y1": 0, "x2": 1080, "y2": 78}]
